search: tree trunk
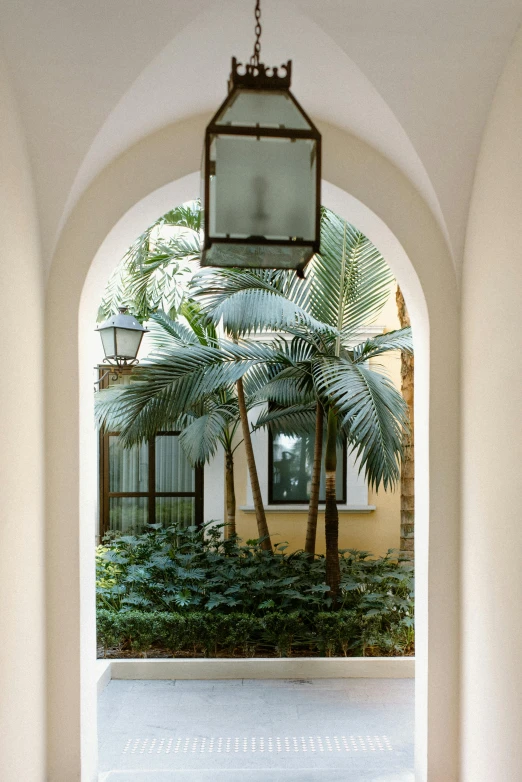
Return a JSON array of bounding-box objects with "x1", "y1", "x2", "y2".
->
[
  {"x1": 236, "y1": 376, "x2": 272, "y2": 552},
  {"x1": 396, "y1": 286, "x2": 415, "y2": 562},
  {"x1": 305, "y1": 402, "x2": 324, "y2": 557},
  {"x1": 324, "y1": 407, "x2": 340, "y2": 597},
  {"x1": 224, "y1": 448, "x2": 236, "y2": 539}
]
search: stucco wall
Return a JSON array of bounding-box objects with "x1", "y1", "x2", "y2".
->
[
  {"x1": 0, "y1": 55, "x2": 46, "y2": 781},
  {"x1": 461, "y1": 23, "x2": 522, "y2": 782}
]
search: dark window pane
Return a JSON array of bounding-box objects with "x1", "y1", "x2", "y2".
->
[
  {"x1": 155, "y1": 435, "x2": 195, "y2": 492},
  {"x1": 109, "y1": 435, "x2": 148, "y2": 492},
  {"x1": 156, "y1": 497, "x2": 195, "y2": 529},
  {"x1": 271, "y1": 432, "x2": 344, "y2": 503},
  {"x1": 109, "y1": 497, "x2": 148, "y2": 534}
]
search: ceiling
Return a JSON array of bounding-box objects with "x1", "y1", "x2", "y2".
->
[{"x1": 1, "y1": 0, "x2": 521, "y2": 275}]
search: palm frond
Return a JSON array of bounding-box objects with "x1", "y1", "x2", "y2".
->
[
  {"x1": 179, "y1": 299, "x2": 217, "y2": 346},
  {"x1": 95, "y1": 339, "x2": 278, "y2": 445},
  {"x1": 351, "y1": 327, "x2": 413, "y2": 362},
  {"x1": 147, "y1": 310, "x2": 201, "y2": 349},
  {"x1": 159, "y1": 201, "x2": 202, "y2": 232},
  {"x1": 253, "y1": 369, "x2": 315, "y2": 407},
  {"x1": 310, "y1": 209, "x2": 394, "y2": 337},
  {"x1": 254, "y1": 403, "x2": 317, "y2": 436},
  {"x1": 179, "y1": 407, "x2": 235, "y2": 466},
  {"x1": 191, "y1": 268, "x2": 334, "y2": 337},
  {"x1": 312, "y1": 356, "x2": 409, "y2": 491}
]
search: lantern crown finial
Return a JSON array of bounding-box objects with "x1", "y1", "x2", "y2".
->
[{"x1": 228, "y1": 57, "x2": 292, "y2": 92}]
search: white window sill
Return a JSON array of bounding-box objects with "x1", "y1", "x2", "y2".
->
[{"x1": 240, "y1": 504, "x2": 376, "y2": 514}]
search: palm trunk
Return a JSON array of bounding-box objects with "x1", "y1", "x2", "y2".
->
[
  {"x1": 236, "y1": 376, "x2": 272, "y2": 552},
  {"x1": 324, "y1": 407, "x2": 340, "y2": 598},
  {"x1": 305, "y1": 402, "x2": 324, "y2": 557},
  {"x1": 396, "y1": 286, "x2": 414, "y2": 562},
  {"x1": 224, "y1": 448, "x2": 236, "y2": 539}
]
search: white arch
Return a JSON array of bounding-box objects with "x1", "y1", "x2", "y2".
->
[
  {"x1": 60, "y1": 0, "x2": 448, "y2": 264},
  {"x1": 46, "y1": 116, "x2": 459, "y2": 780}
]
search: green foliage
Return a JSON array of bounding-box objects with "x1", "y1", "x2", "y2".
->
[
  {"x1": 97, "y1": 607, "x2": 413, "y2": 659},
  {"x1": 96, "y1": 523, "x2": 414, "y2": 657},
  {"x1": 98, "y1": 202, "x2": 201, "y2": 322},
  {"x1": 260, "y1": 611, "x2": 302, "y2": 657},
  {"x1": 315, "y1": 611, "x2": 357, "y2": 656},
  {"x1": 95, "y1": 203, "x2": 413, "y2": 494}
]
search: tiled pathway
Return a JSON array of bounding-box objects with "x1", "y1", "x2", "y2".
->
[{"x1": 98, "y1": 678, "x2": 414, "y2": 782}]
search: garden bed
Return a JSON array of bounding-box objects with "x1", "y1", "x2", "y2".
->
[{"x1": 97, "y1": 524, "x2": 414, "y2": 660}]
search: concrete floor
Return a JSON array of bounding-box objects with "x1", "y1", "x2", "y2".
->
[{"x1": 98, "y1": 678, "x2": 414, "y2": 782}]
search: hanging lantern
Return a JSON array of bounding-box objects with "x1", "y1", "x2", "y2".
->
[{"x1": 201, "y1": 0, "x2": 321, "y2": 278}]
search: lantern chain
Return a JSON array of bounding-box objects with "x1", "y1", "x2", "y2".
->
[{"x1": 250, "y1": 0, "x2": 262, "y2": 68}]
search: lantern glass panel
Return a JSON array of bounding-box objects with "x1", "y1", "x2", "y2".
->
[
  {"x1": 215, "y1": 89, "x2": 311, "y2": 130},
  {"x1": 114, "y1": 327, "x2": 143, "y2": 359},
  {"x1": 203, "y1": 242, "x2": 313, "y2": 270},
  {"x1": 210, "y1": 136, "x2": 316, "y2": 241},
  {"x1": 100, "y1": 328, "x2": 116, "y2": 359}
]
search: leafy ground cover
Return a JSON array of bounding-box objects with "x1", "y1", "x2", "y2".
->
[{"x1": 97, "y1": 523, "x2": 414, "y2": 658}]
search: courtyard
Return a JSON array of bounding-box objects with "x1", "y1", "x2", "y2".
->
[{"x1": 98, "y1": 677, "x2": 414, "y2": 781}]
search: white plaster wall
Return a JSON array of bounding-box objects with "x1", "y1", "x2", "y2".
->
[
  {"x1": 45, "y1": 116, "x2": 459, "y2": 780},
  {"x1": 461, "y1": 25, "x2": 522, "y2": 782},
  {"x1": 203, "y1": 445, "x2": 225, "y2": 526},
  {"x1": 2, "y1": 1, "x2": 521, "y2": 276},
  {"x1": 0, "y1": 55, "x2": 46, "y2": 781}
]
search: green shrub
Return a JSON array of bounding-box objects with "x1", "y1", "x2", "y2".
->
[
  {"x1": 116, "y1": 610, "x2": 161, "y2": 656},
  {"x1": 260, "y1": 611, "x2": 303, "y2": 657},
  {"x1": 226, "y1": 615, "x2": 259, "y2": 656},
  {"x1": 162, "y1": 613, "x2": 188, "y2": 654},
  {"x1": 314, "y1": 611, "x2": 358, "y2": 656},
  {"x1": 96, "y1": 608, "x2": 413, "y2": 658},
  {"x1": 96, "y1": 523, "x2": 414, "y2": 657},
  {"x1": 97, "y1": 608, "x2": 121, "y2": 654}
]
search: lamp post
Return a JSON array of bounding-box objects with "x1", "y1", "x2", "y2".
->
[
  {"x1": 201, "y1": 0, "x2": 321, "y2": 277},
  {"x1": 94, "y1": 307, "x2": 148, "y2": 390}
]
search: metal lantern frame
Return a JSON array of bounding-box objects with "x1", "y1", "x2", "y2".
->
[
  {"x1": 94, "y1": 307, "x2": 148, "y2": 390},
  {"x1": 202, "y1": 57, "x2": 322, "y2": 278}
]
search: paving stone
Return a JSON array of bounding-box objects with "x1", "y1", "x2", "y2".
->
[{"x1": 98, "y1": 678, "x2": 414, "y2": 779}]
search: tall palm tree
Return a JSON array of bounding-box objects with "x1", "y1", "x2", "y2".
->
[
  {"x1": 191, "y1": 208, "x2": 413, "y2": 595},
  {"x1": 396, "y1": 286, "x2": 414, "y2": 561},
  {"x1": 305, "y1": 401, "x2": 323, "y2": 558}
]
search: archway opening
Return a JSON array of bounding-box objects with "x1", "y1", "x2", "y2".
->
[{"x1": 79, "y1": 172, "x2": 426, "y2": 779}]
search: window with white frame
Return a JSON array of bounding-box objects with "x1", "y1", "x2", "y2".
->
[{"x1": 269, "y1": 428, "x2": 346, "y2": 504}]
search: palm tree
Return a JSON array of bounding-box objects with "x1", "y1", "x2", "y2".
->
[
  {"x1": 96, "y1": 204, "x2": 412, "y2": 590},
  {"x1": 155, "y1": 309, "x2": 244, "y2": 538},
  {"x1": 190, "y1": 208, "x2": 413, "y2": 595},
  {"x1": 96, "y1": 201, "x2": 274, "y2": 546},
  {"x1": 95, "y1": 311, "x2": 284, "y2": 549},
  {"x1": 396, "y1": 286, "x2": 414, "y2": 561},
  {"x1": 96, "y1": 308, "x2": 241, "y2": 535}
]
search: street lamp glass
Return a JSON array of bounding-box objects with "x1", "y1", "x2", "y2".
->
[{"x1": 96, "y1": 309, "x2": 147, "y2": 365}]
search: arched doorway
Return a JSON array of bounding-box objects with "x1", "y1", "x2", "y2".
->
[{"x1": 45, "y1": 119, "x2": 459, "y2": 780}]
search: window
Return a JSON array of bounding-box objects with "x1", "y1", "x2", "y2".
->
[
  {"x1": 269, "y1": 429, "x2": 346, "y2": 504},
  {"x1": 98, "y1": 369, "x2": 203, "y2": 536}
]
